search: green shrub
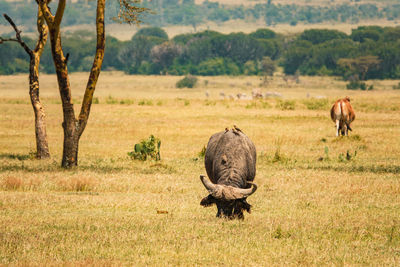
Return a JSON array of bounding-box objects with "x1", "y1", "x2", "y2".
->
[
  {"x1": 176, "y1": 75, "x2": 198, "y2": 88},
  {"x1": 198, "y1": 146, "x2": 206, "y2": 158},
  {"x1": 128, "y1": 135, "x2": 161, "y2": 161},
  {"x1": 346, "y1": 81, "x2": 372, "y2": 90}
]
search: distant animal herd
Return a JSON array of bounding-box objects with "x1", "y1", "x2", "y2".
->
[{"x1": 200, "y1": 97, "x2": 355, "y2": 219}]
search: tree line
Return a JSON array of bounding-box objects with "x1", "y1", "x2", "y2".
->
[
  {"x1": 2, "y1": 26, "x2": 400, "y2": 80},
  {"x1": 1, "y1": 0, "x2": 400, "y2": 29}
]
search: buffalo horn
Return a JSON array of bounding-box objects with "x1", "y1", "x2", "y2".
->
[{"x1": 200, "y1": 175, "x2": 257, "y2": 200}]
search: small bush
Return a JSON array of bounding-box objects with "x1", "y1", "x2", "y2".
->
[
  {"x1": 176, "y1": 75, "x2": 198, "y2": 88},
  {"x1": 393, "y1": 82, "x2": 400, "y2": 90},
  {"x1": 198, "y1": 146, "x2": 206, "y2": 158},
  {"x1": 128, "y1": 135, "x2": 161, "y2": 161},
  {"x1": 346, "y1": 81, "x2": 372, "y2": 90}
]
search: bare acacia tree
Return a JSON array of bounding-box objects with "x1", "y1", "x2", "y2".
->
[
  {"x1": 0, "y1": 10, "x2": 50, "y2": 159},
  {"x1": 36, "y1": 0, "x2": 147, "y2": 168}
]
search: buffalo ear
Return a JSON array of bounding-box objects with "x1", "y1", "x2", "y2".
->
[{"x1": 200, "y1": 194, "x2": 217, "y2": 207}]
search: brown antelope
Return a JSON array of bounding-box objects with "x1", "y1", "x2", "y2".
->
[{"x1": 330, "y1": 97, "x2": 355, "y2": 136}]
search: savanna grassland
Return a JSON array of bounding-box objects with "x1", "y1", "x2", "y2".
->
[{"x1": 0, "y1": 72, "x2": 400, "y2": 265}]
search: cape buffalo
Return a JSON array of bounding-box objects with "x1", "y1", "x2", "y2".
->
[
  {"x1": 200, "y1": 127, "x2": 257, "y2": 219},
  {"x1": 330, "y1": 97, "x2": 355, "y2": 136}
]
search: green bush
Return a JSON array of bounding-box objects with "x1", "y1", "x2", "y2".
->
[
  {"x1": 128, "y1": 135, "x2": 161, "y2": 161},
  {"x1": 198, "y1": 146, "x2": 206, "y2": 158},
  {"x1": 346, "y1": 81, "x2": 367, "y2": 90},
  {"x1": 176, "y1": 75, "x2": 198, "y2": 88}
]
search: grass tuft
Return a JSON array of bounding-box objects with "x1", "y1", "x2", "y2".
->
[
  {"x1": 2, "y1": 176, "x2": 23, "y2": 190},
  {"x1": 58, "y1": 177, "x2": 97, "y2": 192},
  {"x1": 303, "y1": 98, "x2": 329, "y2": 110},
  {"x1": 276, "y1": 99, "x2": 296, "y2": 110}
]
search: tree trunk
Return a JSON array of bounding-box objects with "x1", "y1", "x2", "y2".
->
[
  {"x1": 38, "y1": 0, "x2": 105, "y2": 168},
  {"x1": 29, "y1": 53, "x2": 50, "y2": 158},
  {"x1": 62, "y1": 126, "x2": 79, "y2": 167},
  {"x1": 1, "y1": 11, "x2": 50, "y2": 159}
]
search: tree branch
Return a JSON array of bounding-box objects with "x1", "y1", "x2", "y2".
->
[
  {"x1": 78, "y1": 0, "x2": 106, "y2": 136},
  {"x1": 1, "y1": 14, "x2": 32, "y2": 56},
  {"x1": 54, "y1": 0, "x2": 66, "y2": 27},
  {"x1": 33, "y1": 6, "x2": 49, "y2": 56},
  {"x1": 37, "y1": 0, "x2": 55, "y2": 26},
  {"x1": 0, "y1": 37, "x2": 18, "y2": 43}
]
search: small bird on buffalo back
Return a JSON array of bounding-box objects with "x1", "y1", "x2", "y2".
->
[{"x1": 233, "y1": 125, "x2": 242, "y2": 133}]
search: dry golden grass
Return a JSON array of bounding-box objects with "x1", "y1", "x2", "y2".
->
[{"x1": 0, "y1": 72, "x2": 400, "y2": 265}]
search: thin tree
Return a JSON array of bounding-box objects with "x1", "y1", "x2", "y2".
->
[
  {"x1": 37, "y1": 0, "x2": 147, "y2": 167},
  {"x1": 260, "y1": 56, "x2": 276, "y2": 86},
  {"x1": 0, "y1": 10, "x2": 50, "y2": 159}
]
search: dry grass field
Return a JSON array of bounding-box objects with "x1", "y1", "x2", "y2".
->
[{"x1": 0, "y1": 72, "x2": 400, "y2": 265}]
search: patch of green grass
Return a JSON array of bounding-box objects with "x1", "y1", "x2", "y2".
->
[
  {"x1": 138, "y1": 100, "x2": 153, "y2": 106},
  {"x1": 302, "y1": 98, "x2": 329, "y2": 110},
  {"x1": 119, "y1": 99, "x2": 134, "y2": 105},
  {"x1": 245, "y1": 101, "x2": 271, "y2": 109},
  {"x1": 106, "y1": 95, "x2": 119, "y2": 104},
  {"x1": 204, "y1": 100, "x2": 216, "y2": 106},
  {"x1": 276, "y1": 100, "x2": 296, "y2": 110}
]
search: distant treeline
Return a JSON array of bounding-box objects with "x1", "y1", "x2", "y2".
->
[
  {"x1": 1, "y1": 26, "x2": 400, "y2": 80},
  {"x1": 1, "y1": 0, "x2": 400, "y2": 29}
]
